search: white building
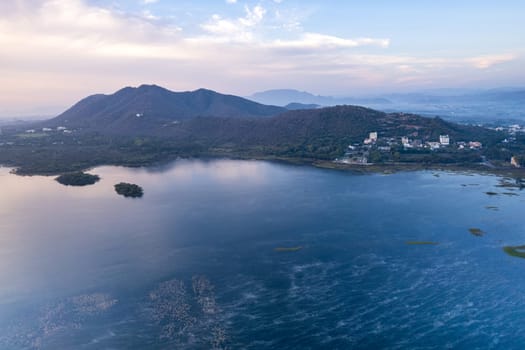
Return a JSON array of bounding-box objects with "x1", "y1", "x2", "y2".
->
[
  {"x1": 369, "y1": 132, "x2": 378, "y2": 141},
  {"x1": 469, "y1": 141, "x2": 482, "y2": 149},
  {"x1": 511, "y1": 156, "x2": 521, "y2": 168},
  {"x1": 401, "y1": 136, "x2": 410, "y2": 147},
  {"x1": 439, "y1": 135, "x2": 450, "y2": 146},
  {"x1": 427, "y1": 142, "x2": 441, "y2": 150}
]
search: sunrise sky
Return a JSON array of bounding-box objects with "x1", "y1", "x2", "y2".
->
[{"x1": 1, "y1": 0, "x2": 524, "y2": 116}]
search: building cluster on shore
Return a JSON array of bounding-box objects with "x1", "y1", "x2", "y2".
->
[
  {"x1": 493, "y1": 124, "x2": 525, "y2": 134},
  {"x1": 25, "y1": 126, "x2": 73, "y2": 134},
  {"x1": 398, "y1": 133, "x2": 482, "y2": 151},
  {"x1": 337, "y1": 131, "x2": 485, "y2": 165}
]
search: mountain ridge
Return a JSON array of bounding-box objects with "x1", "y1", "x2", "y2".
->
[
  {"x1": 247, "y1": 89, "x2": 392, "y2": 107},
  {"x1": 46, "y1": 84, "x2": 286, "y2": 133},
  {"x1": 2, "y1": 85, "x2": 517, "y2": 176}
]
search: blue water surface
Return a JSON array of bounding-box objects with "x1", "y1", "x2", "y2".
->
[{"x1": 0, "y1": 159, "x2": 524, "y2": 349}]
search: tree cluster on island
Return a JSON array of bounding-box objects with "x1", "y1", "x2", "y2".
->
[
  {"x1": 55, "y1": 172, "x2": 100, "y2": 186},
  {"x1": 114, "y1": 182, "x2": 143, "y2": 198}
]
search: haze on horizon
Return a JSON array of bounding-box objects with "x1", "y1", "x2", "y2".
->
[{"x1": 1, "y1": 0, "x2": 524, "y2": 117}]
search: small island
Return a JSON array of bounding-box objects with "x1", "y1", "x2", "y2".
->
[
  {"x1": 55, "y1": 172, "x2": 100, "y2": 186},
  {"x1": 503, "y1": 245, "x2": 525, "y2": 259},
  {"x1": 469, "y1": 228, "x2": 484, "y2": 237},
  {"x1": 406, "y1": 241, "x2": 439, "y2": 245},
  {"x1": 114, "y1": 182, "x2": 143, "y2": 198},
  {"x1": 274, "y1": 246, "x2": 303, "y2": 252}
]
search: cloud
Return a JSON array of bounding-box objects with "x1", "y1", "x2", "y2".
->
[
  {"x1": 226, "y1": 0, "x2": 237, "y2": 3},
  {"x1": 0, "y1": 0, "x2": 184, "y2": 58},
  {"x1": 270, "y1": 33, "x2": 390, "y2": 50},
  {"x1": 142, "y1": 0, "x2": 158, "y2": 4},
  {"x1": 198, "y1": 5, "x2": 266, "y2": 43},
  {"x1": 197, "y1": 5, "x2": 388, "y2": 51},
  {"x1": 467, "y1": 53, "x2": 516, "y2": 69},
  {"x1": 0, "y1": 0, "x2": 522, "y2": 116}
]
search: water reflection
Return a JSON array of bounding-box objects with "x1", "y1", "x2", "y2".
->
[
  {"x1": 0, "y1": 160, "x2": 273, "y2": 306},
  {"x1": 1, "y1": 160, "x2": 525, "y2": 349}
]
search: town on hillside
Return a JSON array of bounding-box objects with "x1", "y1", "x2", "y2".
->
[{"x1": 337, "y1": 125, "x2": 525, "y2": 167}]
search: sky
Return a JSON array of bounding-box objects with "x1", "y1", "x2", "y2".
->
[{"x1": 1, "y1": 0, "x2": 524, "y2": 117}]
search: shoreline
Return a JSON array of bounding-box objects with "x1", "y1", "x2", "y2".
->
[{"x1": 4, "y1": 153, "x2": 524, "y2": 179}]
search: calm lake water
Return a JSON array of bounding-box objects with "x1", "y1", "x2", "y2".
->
[{"x1": 0, "y1": 159, "x2": 524, "y2": 349}]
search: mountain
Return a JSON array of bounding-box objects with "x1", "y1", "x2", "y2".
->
[
  {"x1": 42, "y1": 85, "x2": 497, "y2": 146},
  {"x1": 248, "y1": 89, "x2": 328, "y2": 106},
  {"x1": 248, "y1": 89, "x2": 391, "y2": 107},
  {"x1": 247, "y1": 87, "x2": 525, "y2": 122},
  {"x1": 382, "y1": 88, "x2": 525, "y2": 122},
  {"x1": 40, "y1": 85, "x2": 498, "y2": 147},
  {"x1": 155, "y1": 105, "x2": 499, "y2": 159},
  {"x1": 285, "y1": 102, "x2": 320, "y2": 110},
  {"x1": 4, "y1": 91, "x2": 507, "y2": 175},
  {"x1": 46, "y1": 85, "x2": 286, "y2": 133},
  {"x1": 386, "y1": 89, "x2": 525, "y2": 105}
]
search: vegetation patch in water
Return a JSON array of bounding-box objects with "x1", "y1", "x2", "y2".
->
[
  {"x1": 55, "y1": 172, "x2": 100, "y2": 186},
  {"x1": 503, "y1": 245, "x2": 525, "y2": 259},
  {"x1": 502, "y1": 192, "x2": 519, "y2": 196},
  {"x1": 485, "y1": 206, "x2": 499, "y2": 211},
  {"x1": 485, "y1": 191, "x2": 498, "y2": 196},
  {"x1": 114, "y1": 182, "x2": 143, "y2": 198},
  {"x1": 497, "y1": 178, "x2": 525, "y2": 189},
  {"x1": 469, "y1": 228, "x2": 484, "y2": 237},
  {"x1": 274, "y1": 246, "x2": 303, "y2": 252},
  {"x1": 406, "y1": 241, "x2": 439, "y2": 245}
]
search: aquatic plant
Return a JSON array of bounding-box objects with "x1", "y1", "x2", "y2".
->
[
  {"x1": 274, "y1": 246, "x2": 303, "y2": 252},
  {"x1": 405, "y1": 241, "x2": 439, "y2": 245},
  {"x1": 469, "y1": 228, "x2": 484, "y2": 237},
  {"x1": 503, "y1": 245, "x2": 525, "y2": 259}
]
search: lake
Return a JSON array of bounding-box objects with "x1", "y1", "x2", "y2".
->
[{"x1": 0, "y1": 159, "x2": 524, "y2": 349}]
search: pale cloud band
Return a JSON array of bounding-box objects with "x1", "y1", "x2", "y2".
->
[
  {"x1": 467, "y1": 54, "x2": 516, "y2": 69},
  {"x1": 270, "y1": 33, "x2": 390, "y2": 50},
  {"x1": 0, "y1": 0, "x2": 521, "y2": 115}
]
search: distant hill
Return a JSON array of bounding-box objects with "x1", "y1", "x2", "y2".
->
[
  {"x1": 248, "y1": 89, "x2": 391, "y2": 107},
  {"x1": 249, "y1": 89, "x2": 327, "y2": 106},
  {"x1": 38, "y1": 85, "x2": 498, "y2": 145},
  {"x1": 386, "y1": 89, "x2": 525, "y2": 105},
  {"x1": 247, "y1": 87, "x2": 525, "y2": 122},
  {"x1": 42, "y1": 86, "x2": 496, "y2": 147},
  {"x1": 4, "y1": 94, "x2": 507, "y2": 175},
  {"x1": 155, "y1": 105, "x2": 499, "y2": 160},
  {"x1": 382, "y1": 88, "x2": 525, "y2": 121},
  {"x1": 285, "y1": 103, "x2": 320, "y2": 110},
  {"x1": 46, "y1": 85, "x2": 286, "y2": 133}
]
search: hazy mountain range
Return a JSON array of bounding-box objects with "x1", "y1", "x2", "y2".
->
[
  {"x1": 38, "y1": 84, "x2": 495, "y2": 145},
  {"x1": 0, "y1": 84, "x2": 506, "y2": 175},
  {"x1": 248, "y1": 89, "x2": 391, "y2": 108},
  {"x1": 248, "y1": 88, "x2": 525, "y2": 122},
  {"x1": 47, "y1": 84, "x2": 286, "y2": 133}
]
